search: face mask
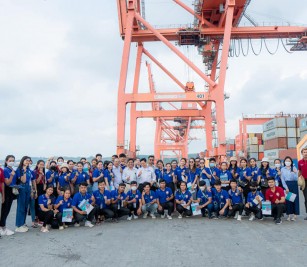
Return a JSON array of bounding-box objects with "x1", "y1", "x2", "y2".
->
[
  {"x1": 131, "y1": 186, "x2": 137, "y2": 191},
  {"x1": 199, "y1": 187, "x2": 205, "y2": 191},
  {"x1": 285, "y1": 161, "x2": 291, "y2": 167},
  {"x1": 7, "y1": 162, "x2": 15, "y2": 167},
  {"x1": 209, "y1": 163, "x2": 215, "y2": 168},
  {"x1": 275, "y1": 163, "x2": 281, "y2": 168},
  {"x1": 57, "y1": 162, "x2": 63, "y2": 166}
]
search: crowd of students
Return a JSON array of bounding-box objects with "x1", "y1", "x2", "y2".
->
[{"x1": 0, "y1": 148, "x2": 307, "y2": 237}]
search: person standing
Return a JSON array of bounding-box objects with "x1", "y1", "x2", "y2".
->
[
  {"x1": 0, "y1": 165, "x2": 4, "y2": 238},
  {"x1": 112, "y1": 158, "x2": 123, "y2": 189},
  {"x1": 122, "y1": 158, "x2": 137, "y2": 193},
  {"x1": 137, "y1": 158, "x2": 156, "y2": 192},
  {"x1": 281, "y1": 156, "x2": 299, "y2": 221},
  {"x1": 298, "y1": 147, "x2": 307, "y2": 220}
]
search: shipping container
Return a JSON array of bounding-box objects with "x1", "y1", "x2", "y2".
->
[
  {"x1": 263, "y1": 128, "x2": 287, "y2": 141},
  {"x1": 287, "y1": 128, "x2": 297, "y2": 138},
  {"x1": 258, "y1": 152, "x2": 264, "y2": 160},
  {"x1": 248, "y1": 152, "x2": 259, "y2": 160},
  {"x1": 226, "y1": 151, "x2": 235, "y2": 157},
  {"x1": 300, "y1": 131, "x2": 307, "y2": 140},
  {"x1": 279, "y1": 148, "x2": 297, "y2": 159},
  {"x1": 300, "y1": 117, "x2": 307, "y2": 131},
  {"x1": 287, "y1": 138, "x2": 297, "y2": 148},
  {"x1": 226, "y1": 139, "x2": 235, "y2": 145},
  {"x1": 264, "y1": 149, "x2": 286, "y2": 160},
  {"x1": 286, "y1": 117, "x2": 296, "y2": 128},
  {"x1": 259, "y1": 145, "x2": 264, "y2": 152},
  {"x1": 264, "y1": 137, "x2": 288, "y2": 150},
  {"x1": 263, "y1": 117, "x2": 287, "y2": 132},
  {"x1": 247, "y1": 145, "x2": 259, "y2": 153}
]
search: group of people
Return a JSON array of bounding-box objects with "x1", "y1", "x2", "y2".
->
[{"x1": 0, "y1": 148, "x2": 306, "y2": 236}]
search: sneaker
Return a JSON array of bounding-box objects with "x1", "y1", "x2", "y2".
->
[
  {"x1": 127, "y1": 216, "x2": 132, "y2": 221},
  {"x1": 63, "y1": 223, "x2": 68, "y2": 228},
  {"x1": 85, "y1": 221, "x2": 94, "y2": 228},
  {"x1": 237, "y1": 215, "x2": 242, "y2": 221},
  {"x1": 32, "y1": 223, "x2": 38, "y2": 228},
  {"x1": 249, "y1": 214, "x2": 255, "y2": 221},
  {"x1": 161, "y1": 214, "x2": 166, "y2": 219},
  {"x1": 74, "y1": 223, "x2": 80, "y2": 227},
  {"x1": 150, "y1": 213, "x2": 156, "y2": 219},
  {"x1": 167, "y1": 215, "x2": 172, "y2": 220},
  {"x1": 143, "y1": 212, "x2": 148, "y2": 219},
  {"x1": 0, "y1": 228, "x2": 15, "y2": 236},
  {"x1": 23, "y1": 225, "x2": 29, "y2": 231},
  {"x1": 234, "y1": 211, "x2": 239, "y2": 219},
  {"x1": 287, "y1": 216, "x2": 291, "y2": 221},
  {"x1": 133, "y1": 214, "x2": 138, "y2": 220},
  {"x1": 59, "y1": 226, "x2": 64, "y2": 230},
  {"x1": 275, "y1": 218, "x2": 282, "y2": 225},
  {"x1": 15, "y1": 226, "x2": 28, "y2": 233},
  {"x1": 291, "y1": 216, "x2": 296, "y2": 221},
  {"x1": 40, "y1": 227, "x2": 49, "y2": 233},
  {"x1": 178, "y1": 214, "x2": 183, "y2": 219}
]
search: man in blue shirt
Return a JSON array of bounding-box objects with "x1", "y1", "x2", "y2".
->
[
  {"x1": 204, "y1": 158, "x2": 221, "y2": 186},
  {"x1": 228, "y1": 179, "x2": 244, "y2": 221},
  {"x1": 196, "y1": 180, "x2": 213, "y2": 218},
  {"x1": 93, "y1": 180, "x2": 114, "y2": 224},
  {"x1": 72, "y1": 182, "x2": 96, "y2": 227},
  {"x1": 141, "y1": 182, "x2": 158, "y2": 219},
  {"x1": 126, "y1": 181, "x2": 142, "y2": 220},
  {"x1": 244, "y1": 181, "x2": 264, "y2": 221},
  {"x1": 212, "y1": 180, "x2": 229, "y2": 218},
  {"x1": 156, "y1": 179, "x2": 174, "y2": 219},
  {"x1": 110, "y1": 183, "x2": 130, "y2": 221}
]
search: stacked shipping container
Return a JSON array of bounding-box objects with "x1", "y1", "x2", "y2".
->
[
  {"x1": 226, "y1": 139, "x2": 235, "y2": 157},
  {"x1": 299, "y1": 117, "x2": 307, "y2": 140},
  {"x1": 246, "y1": 133, "x2": 264, "y2": 160}
]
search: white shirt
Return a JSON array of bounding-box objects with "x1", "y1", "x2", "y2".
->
[
  {"x1": 137, "y1": 166, "x2": 156, "y2": 184},
  {"x1": 122, "y1": 167, "x2": 137, "y2": 183},
  {"x1": 112, "y1": 165, "x2": 122, "y2": 188}
]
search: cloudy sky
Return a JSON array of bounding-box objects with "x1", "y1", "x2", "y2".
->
[{"x1": 0, "y1": 0, "x2": 306, "y2": 159}]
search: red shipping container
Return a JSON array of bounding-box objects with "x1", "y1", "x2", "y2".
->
[
  {"x1": 258, "y1": 139, "x2": 263, "y2": 145},
  {"x1": 264, "y1": 138, "x2": 287, "y2": 150},
  {"x1": 258, "y1": 152, "x2": 264, "y2": 159},
  {"x1": 279, "y1": 149, "x2": 297, "y2": 160}
]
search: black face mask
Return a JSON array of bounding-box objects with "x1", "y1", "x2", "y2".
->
[{"x1": 50, "y1": 166, "x2": 57, "y2": 172}]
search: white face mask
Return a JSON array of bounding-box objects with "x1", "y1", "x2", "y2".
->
[
  {"x1": 275, "y1": 163, "x2": 281, "y2": 168},
  {"x1": 199, "y1": 187, "x2": 205, "y2": 191},
  {"x1": 131, "y1": 186, "x2": 137, "y2": 191},
  {"x1": 7, "y1": 162, "x2": 15, "y2": 167},
  {"x1": 58, "y1": 162, "x2": 63, "y2": 166},
  {"x1": 285, "y1": 161, "x2": 291, "y2": 167}
]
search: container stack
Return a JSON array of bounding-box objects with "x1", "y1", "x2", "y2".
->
[
  {"x1": 299, "y1": 117, "x2": 307, "y2": 140},
  {"x1": 263, "y1": 117, "x2": 299, "y2": 160},
  {"x1": 246, "y1": 133, "x2": 264, "y2": 160},
  {"x1": 226, "y1": 139, "x2": 235, "y2": 157}
]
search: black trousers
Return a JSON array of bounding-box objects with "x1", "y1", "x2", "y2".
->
[
  {"x1": 110, "y1": 204, "x2": 130, "y2": 218},
  {"x1": 303, "y1": 185, "x2": 307, "y2": 213},
  {"x1": 74, "y1": 207, "x2": 96, "y2": 223},
  {"x1": 157, "y1": 201, "x2": 174, "y2": 216},
  {"x1": 176, "y1": 204, "x2": 192, "y2": 216},
  {"x1": 127, "y1": 202, "x2": 140, "y2": 216},
  {"x1": 271, "y1": 203, "x2": 286, "y2": 220},
  {"x1": 55, "y1": 212, "x2": 64, "y2": 226},
  {"x1": 0, "y1": 186, "x2": 15, "y2": 227},
  {"x1": 35, "y1": 184, "x2": 45, "y2": 216},
  {"x1": 38, "y1": 210, "x2": 54, "y2": 227},
  {"x1": 244, "y1": 205, "x2": 263, "y2": 219},
  {"x1": 228, "y1": 203, "x2": 244, "y2": 216},
  {"x1": 166, "y1": 182, "x2": 175, "y2": 195},
  {"x1": 95, "y1": 207, "x2": 114, "y2": 220}
]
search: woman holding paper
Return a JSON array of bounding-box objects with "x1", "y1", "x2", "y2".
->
[
  {"x1": 281, "y1": 156, "x2": 299, "y2": 221},
  {"x1": 54, "y1": 188, "x2": 73, "y2": 230}
]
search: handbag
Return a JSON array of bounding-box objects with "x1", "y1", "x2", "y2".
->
[
  {"x1": 260, "y1": 178, "x2": 268, "y2": 188},
  {"x1": 298, "y1": 175, "x2": 305, "y2": 191}
]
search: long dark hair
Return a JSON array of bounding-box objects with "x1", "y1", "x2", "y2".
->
[
  {"x1": 260, "y1": 161, "x2": 269, "y2": 177},
  {"x1": 283, "y1": 156, "x2": 294, "y2": 172},
  {"x1": 35, "y1": 160, "x2": 46, "y2": 175},
  {"x1": 228, "y1": 160, "x2": 238, "y2": 173},
  {"x1": 188, "y1": 158, "x2": 196, "y2": 172},
  {"x1": 4, "y1": 155, "x2": 15, "y2": 167},
  {"x1": 18, "y1": 156, "x2": 30, "y2": 170}
]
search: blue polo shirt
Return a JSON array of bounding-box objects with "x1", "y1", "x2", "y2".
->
[
  {"x1": 4, "y1": 167, "x2": 15, "y2": 186},
  {"x1": 212, "y1": 188, "x2": 229, "y2": 206},
  {"x1": 228, "y1": 188, "x2": 243, "y2": 204},
  {"x1": 127, "y1": 189, "x2": 141, "y2": 201},
  {"x1": 155, "y1": 169, "x2": 164, "y2": 181},
  {"x1": 111, "y1": 190, "x2": 126, "y2": 203},
  {"x1": 143, "y1": 190, "x2": 157, "y2": 204},
  {"x1": 93, "y1": 189, "x2": 111, "y2": 209},
  {"x1": 55, "y1": 196, "x2": 73, "y2": 213},
  {"x1": 14, "y1": 168, "x2": 34, "y2": 185},
  {"x1": 247, "y1": 191, "x2": 264, "y2": 207},
  {"x1": 250, "y1": 166, "x2": 259, "y2": 181},
  {"x1": 175, "y1": 190, "x2": 192, "y2": 203},
  {"x1": 38, "y1": 194, "x2": 54, "y2": 211},
  {"x1": 58, "y1": 173, "x2": 70, "y2": 188},
  {"x1": 162, "y1": 171, "x2": 174, "y2": 184},
  {"x1": 72, "y1": 192, "x2": 93, "y2": 210},
  {"x1": 238, "y1": 167, "x2": 252, "y2": 182},
  {"x1": 218, "y1": 170, "x2": 232, "y2": 183},
  {"x1": 103, "y1": 169, "x2": 113, "y2": 183},
  {"x1": 156, "y1": 187, "x2": 173, "y2": 204},
  {"x1": 205, "y1": 167, "x2": 221, "y2": 185},
  {"x1": 197, "y1": 189, "x2": 212, "y2": 205},
  {"x1": 175, "y1": 167, "x2": 188, "y2": 182},
  {"x1": 46, "y1": 170, "x2": 59, "y2": 187},
  {"x1": 71, "y1": 171, "x2": 89, "y2": 185},
  {"x1": 257, "y1": 168, "x2": 274, "y2": 180},
  {"x1": 270, "y1": 168, "x2": 282, "y2": 186},
  {"x1": 93, "y1": 169, "x2": 104, "y2": 179},
  {"x1": 185, "y1": 168, "x2": 200, "y2": 184},
  {"x1": 228, "y1": 166, "x2": 241, "y2": 178}
]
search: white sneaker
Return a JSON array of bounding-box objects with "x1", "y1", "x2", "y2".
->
[
  {"x1": 237, "y1": 215, "x2": 242, "y2": 221},
  {"x1": 74, "y1": 223, "x2": 80, "y2": 227},
  {"x1": 161, "y1": 214, "x2": 166, "y2": 219},
  {"x1": 40, "y1": 227, "x2": 49, "y2": 233},
  {"x1": 167, "y1": 215, "x2": 172, "y2": 220},
  {"x1": 150, "y1": 213, "x2": 156, "y2": 219},
  {"x1": 133, "y1": 214, "x2": 138, "y2": 220},
  {"x1": 249, "y1": 214, "x2": 255, "y2": 221},
  {"x1": 127, "y1": 216, "x2": 132, "y2": 221},
  {"x1": 234, "y1": 211, "x2": 239, "y2": 219},
  {"x1": 178, "y1": 214, "x2": 183, "y2": 219},
  {"x1": 23, "y1": 225, "x2": 29, "y2": 231},
  {"x1": 85, "y1": 221, "x2": 94, "y2": 228},
  {"x1": 1, "y1": 228, "x2": 15, "y2": 236},
  {"x1": 143, "y1": 212, "x2": 148, "y2": 219},
  {"x1": 59, "y1": 226, "x2": 64, "y2": 230},
  {"x1": 15, "y1": 226, "x2": 28, "y2": 233}
]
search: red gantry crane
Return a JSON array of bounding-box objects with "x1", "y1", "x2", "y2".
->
[{"x1": 116, "y1": 0, "x2": 307, "y2": 160}]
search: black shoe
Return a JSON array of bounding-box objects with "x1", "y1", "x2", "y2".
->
[
  {"x1": 304, "y1": 216, "x2": 307, "y2": 220},
  {"x1": 275, "y1": 218, "x2": 282, "y2": 225}
]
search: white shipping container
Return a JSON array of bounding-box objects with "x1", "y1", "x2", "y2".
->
[
  {"x1": 248, "y1": 153, "x2": 259, "y2": 160},
  {"x1": 300, "y1": 117, "x2": 307, "y2": 132},
  {"x1": 287, "y1": 128, "x2": 297, "y2": 138},
  {"x1": 300, "y1": 131, "x2": 307, "y2": 140},
  {"x1": 297, "y1": 128, "x2": 301, "y2": 138},
  {"x1": 286, "y1": 117, "x2": 296, "y2": 128},
  {"x1": 263, "y1": 128, "x2": 287, "y2": 141},
  {"x1": 264, "y1": 149, "x2": 286, "y2": 160},
  {"x1": 263, "y1": 118, "x2": 287, "y2": 132},
  {"x1": 287, "y1": 138, "x2": 297, "y2": 148},
  {"x1": 226, "y1": 139, "x2": 235, "y2": 145},
  {"x1": 247, "y1": 145, "x2": 259, "y2": 153},
  {"x1": 259, "y1": 145, "x2": 264, "y2": 152}
]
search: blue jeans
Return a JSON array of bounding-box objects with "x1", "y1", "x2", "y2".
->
[
  {"x1": 213, "y1": 202, "x2": 228, "y2": 217},
  {"x1": 201, "y1": 203, "x2": 213, "y2": 217},
  {"x1": 142, "y1": 203, "x2": 158, "y2": 214},
  {"x1": 29, "y1": 197, "x2": 36, "y2": 222},
  {"x1": 16, "y1": 184, "x2": 31, "y2": 227}
]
